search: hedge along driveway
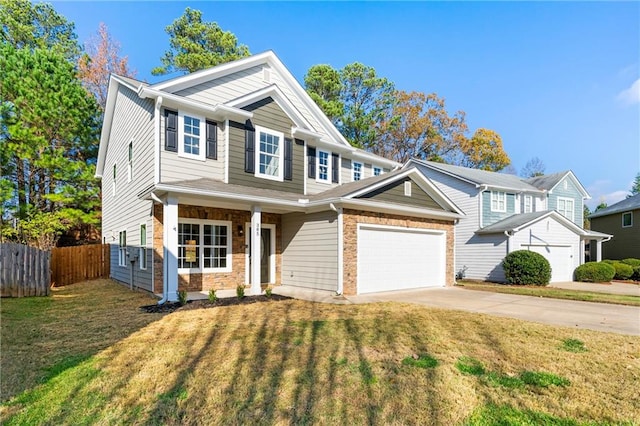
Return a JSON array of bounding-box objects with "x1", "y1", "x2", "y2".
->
[{"x1": 352, "y1": 287, "x2": 640, "y2": 335}]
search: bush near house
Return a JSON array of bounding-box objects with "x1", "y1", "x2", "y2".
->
[
  {"x1": 621, "y1": 258, "x2": 640, "y2": 268},
  {"x1": 574, "y1": 262, "x2": 616, "y2": 283},
  {"x1": 611, "y1": 262, "x2": 634, "y2": 280},
  {"x1": 502, "y1": 250, "x2": 551, "y2": 286}
]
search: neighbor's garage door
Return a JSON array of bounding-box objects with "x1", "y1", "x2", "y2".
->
[
  {"x1": 523, "y1": 245, "x2": 573, "y2": 282},
  {"x1": 357, "y1": 225, "x2": 446, "y2": 294}
]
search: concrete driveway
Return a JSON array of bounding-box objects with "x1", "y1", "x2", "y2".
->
[
  {"x1": 275, "y1": 284, "x2": 640, "y2": 336},
  {"x1": 348, "y1": 287, "x2": 640, "y2": 336}
]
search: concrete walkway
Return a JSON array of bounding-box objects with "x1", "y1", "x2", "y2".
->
[
  {"x1": 274, "y1": 286, "x2": 640, "y2": 336},
  {"x1": 549, "y1": 281, "x2": 640, "y2": 296}
]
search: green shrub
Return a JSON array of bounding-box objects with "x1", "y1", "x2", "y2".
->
[
  {"x1": 574, "y1": 262, "x2": 615, "y2": 283},
  {"x1": 612, "y1": 261, "x2": 634, "y2": 280},
  {"x1": 236, "y1": 285, "x2": 245, "y2": 299},
  {"x1": 265, "y1": 286, "x2": 272, "y2": 298},
  {"x1": 601, "y1": 259, "x2": 615, "y2": 264},
  {"x1": 621, "y1": 258, "x2": 640, "y2": 267},
  {"x1": 633, "y1": 266, "x2": 640, "y2": 281},
  {"x1": 178, "y1": 290, "x2": 188, "y2": 306},
  {"x1": 208, "y1": 289, "x2": 217, "y2": 302},
  {"x1": 502, "y1": 250, "x2": 551, "y2": 286}
]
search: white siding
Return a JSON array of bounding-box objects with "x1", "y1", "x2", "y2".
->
[
  {"x1": 415, "y1": 164, "x2": 509, "y2": 282},
  {"x1": 101, "y1": 85, "x2": 155, "y2": 291},
  {"x1": 282, "y1": 211, "x2": 338, "y2": 291},
  {"x1": 160, "y1": 117, "x2": 226, "y2": 182}
]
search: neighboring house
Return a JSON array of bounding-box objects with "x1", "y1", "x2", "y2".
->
[
  {"x1": 407, "y1": 159, "x2": 611, "y2": 282},
  {"x1": 96, "y1": 51, "x2": 464, "y2": 301},
  {"x1": 589, "y1": 194, "x2": 640, "y2": 260}
]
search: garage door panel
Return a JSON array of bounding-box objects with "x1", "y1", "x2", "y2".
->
[
  {"x1": 523, "y1": 245, "x2": 573, "y2": 282},
  {"x1": 358, "y1": 226, "x2": 446, "y2": 294}
]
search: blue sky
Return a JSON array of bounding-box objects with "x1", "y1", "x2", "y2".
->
[{"x1": 52, "y1": 1, "x2": 640, "y2": 209}]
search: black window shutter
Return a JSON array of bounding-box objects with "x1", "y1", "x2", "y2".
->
[
  {"x1": 206, "y1": 120, "x2": 217, "y2": 160},
  {"x1": 284, "y1": 138, "x2": 293, "y2": 181},
  {"x1": 244, "y1": 120, "x2": 255, "y2": 173},
  {"x1": 307, "y1": 147, "x2": 316, "y2": 178},
  {"x1": 331, "y1": 153, "x2": 339, "y2": 183},
  {"x1": 164, "y1": 110, "x2": 178, "y2": 152}
]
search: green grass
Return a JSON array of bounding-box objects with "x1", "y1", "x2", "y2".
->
[
  {"x1": 458, "y1": 281, "x2": 640, "y2": 306},
  {"x1": 1, "y1": 280, "x2": 638, "y2": 425},
  {"x1": 561, "y1": 338, "x2": 588, "y2": 353}
]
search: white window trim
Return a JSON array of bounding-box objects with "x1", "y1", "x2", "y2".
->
[
  {"x1": 254, "y1": 125, "x2": 284, "y2": 182},
  {"x1": 178, "y1": 110, "x2": 206, "y2": 161},
  {"x1": 316, "y1": 149, "x2": 332, "y2": 184},
  {"x1": 127, "y1": 140, "x2": 133, "y2": 183},
  {"x1": 118, "y1": 230, "x2": 127, "y2": 267},
  {"x1": 490, "y1": 191, "x2": 506, "y2": 212},
  {"x1": 352, "y1": 161, "x2": 363, "y2": 182},
  {"x1": 524, "y1": 195, "x2": 533, "y2": 213},
  {"x1": 177, "y1": 219, "x2": 232, "y2": 274},
  {"x1": 139, "y1": 223, "x2": 147, "y2": 270},
  {"x1": 557, "y1": 197, "x2": 575, "y2": 222},
  {"x1": 373, "y1": 165, "x2": 382, "y2": 176},
  {"x1": 622, "y1": 211, "x2": 633, "y2": 228}
]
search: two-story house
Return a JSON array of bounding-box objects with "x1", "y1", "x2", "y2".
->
[
  {"x1": 96, "y1": 51, "x2": 464, "y2": 302},
  {"x1": 407, "y1": 159, "x2": 611, "y2": 282},
  {"x1": 588, "y1": 193, "x2": 639, "y2": 260}
]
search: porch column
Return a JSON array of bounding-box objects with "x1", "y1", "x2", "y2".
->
[
  {"x1": 164, "y1": 196, "x2": 179, "y2": 302},
  {"x1": 596, "y1": 240, "x2": 602, "y2": 262},
  {"x1": 250, "y1": 205, "x2": 262, "y2": 295}
]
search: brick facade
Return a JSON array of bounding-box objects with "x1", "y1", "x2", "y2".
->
[
  {"x1": 341, "y1": 209, "x2": 455, "y2": 296},
  {"x1": 153, "y1": 204, "x2": 281, "y2": 293}
]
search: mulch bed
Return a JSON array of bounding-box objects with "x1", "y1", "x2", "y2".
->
[{"x1": 140, "y1": 294, "x2": 292, "y2": 314}]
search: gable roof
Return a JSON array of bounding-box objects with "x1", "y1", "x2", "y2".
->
[
  {"x1": 407, "y1": 159, "x2": 543, "y2": 193},
  {"x1": 525, "y1": 171, "x2": 590, "y2": 198},
  {"x1": 589, "y1": 193, "x2": 640, "y2": 218},
  {"x1": 476, "y1": 210, "x2": 586, "y2": 235}
]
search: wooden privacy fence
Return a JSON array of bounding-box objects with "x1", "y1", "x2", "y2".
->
[
  {"x1": 0, "y1": 243, "x2": 51, "y2": 297},
  {"x1": 51, "y1": 244, "x2": 110, "y2": 287}
]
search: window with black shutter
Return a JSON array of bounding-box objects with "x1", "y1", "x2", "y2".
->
[
  {"x1": 206, "y1": 121, "x2": 217, "y2": 160},
  {"x1": 164, "y1": 109, "x2": 178, "y2": 152}
]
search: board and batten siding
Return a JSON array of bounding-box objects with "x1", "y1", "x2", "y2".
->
[
  {"x1": 160, "y1": 110, "x2": 226, "y2": 183},
  {"x1": 227, "y1": 98, "x2": 304, "y2": 192},
  {"x1": 591, "y1": 210, "x2": 640, "y2": 259},
  {"x1": 547, "y1": 176, "x2": 583, "y2": 226},
  {"x1": 102, "y1": 84, "x2": 155, "y2": 291},
  {"x1": 281, "y1": 210, "x2": 338, "y2": 291},
  {"x1": 482, "y1": 191, "x2": 516, "y2": 227},
  {"x1": 414, "y1": 164, "x2": 509, "y2": 281},
  {"x1": 358, "y1": 178, "x2": 442, "y2": 210}
]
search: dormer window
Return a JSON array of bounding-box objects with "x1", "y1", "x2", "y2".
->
[
  {"x1": 524, "y1": 195, "x2": 532, "y2": 213},
  {"x1": 557, "y1": 197, "x2": 574, "y2": 222},
  {"x1": 178, "y1": 111, "x2": 205, "y2": 161},
  {"x1": 352, "y1": 161, "x2": 363, "y2": 181},
  {"x1": 373, "y1": 166, "x2": 382, "y2": 176},
  {"x1": 255, "y1": 126, "x2": 284, "y2": 181},
  {"x1": 490, "y1": 191, "x2": 506, "y2": 212}
]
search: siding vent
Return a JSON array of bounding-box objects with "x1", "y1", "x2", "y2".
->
[
  {"x1": 263, "y1": 67, "x2": 271, "y2": 83},
  {"x1": 404, "y1": 181, "x2": 412, "y2": 197}
]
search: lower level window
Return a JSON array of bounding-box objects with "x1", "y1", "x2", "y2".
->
[
  {"x1": 622, "y1": 212, "x2": 632, "y2": 227},
  {"x1": 178, "y1": 220, "x2": 231, "y2": 272},
  {"x1": 118, "y1": 230, "x2": 127, "y2": 267}
]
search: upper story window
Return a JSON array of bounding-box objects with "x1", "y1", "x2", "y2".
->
[
  {"x1": 178, "y1": 220, "x2": 231, "y2": 273},
  {"x1": 352, "y1": 161, "x2": 363, "y2": 181},
  {"x1": 524, "y1": 195, "x2": 532, "y2": 213},
  {"x1": 373, "y1": 166, "x2": 382, "y2": 176},
  {"x1": 490, "y1": 191, "x2": 506, "y2": 212},
  {"x1": 112, "y1": 164, "x2": 117, "y2": 197},
  {"x1": 557, "y1": 197, "x2": 574, "y2": 222},
  {"x1": 622, "y1": 212, "x2": 633, "y2": 228},
  {"x1": 127, "y1": 141, "x2": 133, "y2": 182},
  {"x1": 178, "y1": 111, "x2": 205, "y2": 161},
  {"x1": 255, "y1": 126, "x2": 284, "y2": 181},
  {"x1": 317, "y1": 150, "x2": 331, "y2": 183}
]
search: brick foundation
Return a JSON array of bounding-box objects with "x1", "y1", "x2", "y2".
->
[
  {"x1": 153, "y1": 204, "x2": 281, "y2": 293},
  {"x1": 341, "y1": 209, "x2": 455, "y2": 295}
]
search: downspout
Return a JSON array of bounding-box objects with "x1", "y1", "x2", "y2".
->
[
  {"x1": 329, "y1": 203, "x2": 344, "y2": 295},
  {"x1": 151, "y1": 191, "x2": 169, "y2": 305},
  {"x1": 477, "y1": 184, "x2": 488, "y2": 229},
  {"x1": 504, "y1": 230, "x2": 512, "y2": 254}
]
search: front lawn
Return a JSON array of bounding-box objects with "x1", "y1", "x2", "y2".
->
[
  {"x1": 458, "y1": 281, "x2": 640, "y2": 306},
  {"x1": 1, "y1": 280, "x2": 638, "y2": 425}
]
